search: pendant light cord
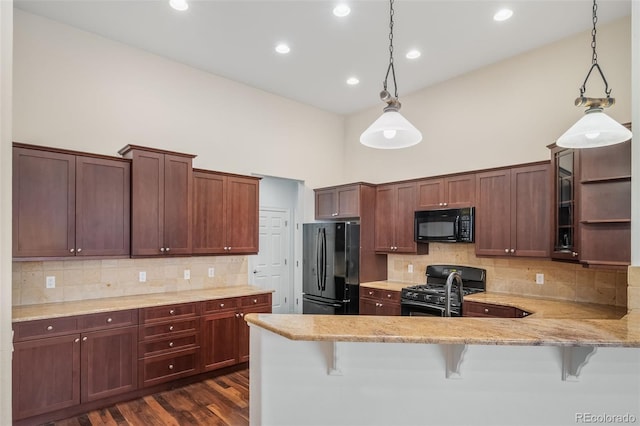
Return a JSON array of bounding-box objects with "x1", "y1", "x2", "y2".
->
[
  {"x1": 578, "y1": 0, "x2": 611, "y2": 98},
  {"x1": 383, "y1": 0, "x2": 398, "y2": 99}
]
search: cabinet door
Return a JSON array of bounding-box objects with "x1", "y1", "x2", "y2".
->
[
  {"x1": 444, "y1": 174, "x2": 476, "y2": 208},
  {"x1": 192, "y1": 171, "x2": 226, "y2": 254},
  {"x1": 377, "y1": 301, "x2": 401, "y2": 316},
  {"x1": 416, "y1": 178, "x2": 444, "y2": 209},
  {"x1": 394, "y1": 183, "x2": 417, "y2": 253},
  {"x1": 237, "y1": 304, "x2": 271, "y2": 363},
  {"x1": 163, "y1": 154, "x2": 193, "y2": 254},
  {"x1": 201, "y1": 311, "x2": 238, "y2": 371},
  {"x1": 75, "y1": 156, "x2": 131, "y2": 257},
  {"x1": 12, "y1": 335, "x2": 81, "y2": 420},
  {"x1": 315, "y1": 188, "x2": 337, "y2": 219},
  {"x1": 551, "y1": 148, "x2": 580, "y2": 261},
  {"x1": 475, "y1": 170, "x2": 511, "y2": 256},
  {"x1": 13, "y1": 148, "x2": 76, "y2": 257},
  {"x1": 226, "y1": 176, "x2": 260, "y2": 254},
  {"x1": 130, "y1": 150, "x2": 164, "y2": 256},
  {"x1": 81, "y1": 326, "x2": 138, "y2": 402},
  {"x1": 359, "y1": 298, "x2": 378, "y2": 315},
  {"x1": 374, "y1": 185, "x2": 396, "y2": 251},
  {"x1": 511, "y1": 164, "x2": 550, "y2": 257},
  {"x1": 336, "y1": 185, "x2": 360, "y2": 218}
]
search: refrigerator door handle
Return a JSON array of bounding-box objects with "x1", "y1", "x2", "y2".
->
[
  {"x1": 321, "y1": 228, "x2": 327, "y2": 291},
  {"x1": 316, "y1": 228, "x2": 322, "y2": 291}
]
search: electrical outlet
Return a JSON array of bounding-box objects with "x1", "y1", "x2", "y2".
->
[
  {"x1": 45, "y1": 276, "x2": 56, "y2": 289},
  {"x1": 208, "y1": 267, "x2": 215, "y2": 278},
  {"x1": 536, "y1": 273, "x2": 544, "y2": 285},
  {"x1": 139, "y1": 271, "x2": 146, "y2": 283},
  {"x1": 184, "y1": 269, "x2": 191, "y2": 280},
  {"x1": 408, "y1": 264, "x2": 414, "y2": 273}
]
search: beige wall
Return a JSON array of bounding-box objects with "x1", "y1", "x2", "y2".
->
[
  {"x1": 344, "y1": 18, "x2": 632, "y2": 184},
  {"x1": 12, "y1": 10, "x2": 346, "y2": 191},
  {"x1": 387, "y1": 246, "x2": 628, "y2": 307}
]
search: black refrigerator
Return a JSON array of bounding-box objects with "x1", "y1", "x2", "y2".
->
[{"x1": 303, "y1": 222, "x2": 360, "y2": 315}]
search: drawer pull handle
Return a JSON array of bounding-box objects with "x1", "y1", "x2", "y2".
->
[
  {"x1": 106, "y1": 318, "x2": 113, "y2": 323},
  {"x1": 46, "y1": 325, "x2": 53, "y2": 331},
  {"x1": 169, "y1": 309, "x2": 175, "y2": 315},
  {"x1": 168, "y1": 364, "x2": 174, "y2": 370},
  {"x1": 169, "y1": 342, "x2": 174, "y2": 348},
  {"x1": 484, "y1": 308, "x2": 489, "y2": 313},
  {"x1": 169, "y1": 326, "x2": 174, "y2": 331}
]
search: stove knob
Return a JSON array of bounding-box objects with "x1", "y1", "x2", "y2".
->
[{"x1": 439, "y1": 297, "x2": 445, "y2": 303}]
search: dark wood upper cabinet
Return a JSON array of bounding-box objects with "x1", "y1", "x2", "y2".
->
[
  {"x1": 119, "y1": 145, "x2": 194, "y2": 256},
  {"x1": 13, "y1": 145, "x2": 130, "y2": 258},
  {"x1": 416, "y1": 174, "x2": 476, "y2": 210},
  {"x1": 375, "y1": 182, "x2": 424, "y2": 254},
  {"x1": 549, "y1": 127, "x2": 631, "y2": 268},
  {"x1": 475, "y1": 163, "x2": 550, "y2": 258},
  {"x1": 314, "y1": 184, "x2": 362, "y2": 220},
  {"x1": 192, "y1": 170, "x2": 260, "y2": 255}
]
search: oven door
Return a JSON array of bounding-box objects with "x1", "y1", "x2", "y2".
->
[{"x1": 401, "y1": 300, "x2": 448, "y2": 317}]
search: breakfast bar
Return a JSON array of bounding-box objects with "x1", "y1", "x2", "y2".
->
[{"x1": 245, "y1": 299, "x2": 640, "y2": 426}]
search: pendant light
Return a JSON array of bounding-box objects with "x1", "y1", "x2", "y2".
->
[
  {"x1": 360, "y1": 0, "x2": 422, "y2": 149},
  {"x1": 556, "y1": 0, "x2": 632, "y2": 149}
]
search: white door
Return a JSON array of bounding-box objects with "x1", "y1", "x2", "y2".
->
[{"x1": 252, "y1": 209, "x2": 290, "y2": 313}]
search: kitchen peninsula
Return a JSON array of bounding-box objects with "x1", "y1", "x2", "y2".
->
[{"x1": 246, "y1": 298, "x2": 640, "y2": 426}]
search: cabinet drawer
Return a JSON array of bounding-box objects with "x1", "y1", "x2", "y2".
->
[
  {"x1": 13, "y1": 316, "x2": 78, "y2": 341},
  {"x1": 139, "y1": 318, "x2": 199, "y2": 340},
  {"x1": 79, "y1": 309, "x2": 138, "y2": 331},
  {"x1": 202, "y1": 297, "x2": 238, "y2": 313},
  {"x1": 139, "y1": 332, "x2": 199, "y2": 357},
  {"x1": 360, "y1": 287, "x2": 400, "y2": 302},
  {"x1": 139, "y1": 302, "x2": 198, "y2": 324},
  {"x1": 464, "y1": 301, "x2": 515, "y2": 318},
  {"x1": 139, "y1": 348, "x2": 199, "y2": 388},
  {"x1": 240, "y1": 293, "x2": 271, "y2": 307}
]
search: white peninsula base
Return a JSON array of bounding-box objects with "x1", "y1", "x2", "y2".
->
[{"x1": 249, "y1": 327, "x2": 640, "y2": 426}]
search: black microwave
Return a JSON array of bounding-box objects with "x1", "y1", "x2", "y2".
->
[{"x1": 414, "y1": 207, "x2": 474, "y2": 243}]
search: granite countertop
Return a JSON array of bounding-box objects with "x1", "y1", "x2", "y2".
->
[
  {"x1": 246, "y1": 282, "x2": 639, "y2": 347},
  {"x1": 13, "y1": 286, "x2": 273, "y2": 322}
]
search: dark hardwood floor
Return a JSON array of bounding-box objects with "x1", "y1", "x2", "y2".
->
[{"x1": 46, "y1": 370, "x2": 249, "y2": 426}]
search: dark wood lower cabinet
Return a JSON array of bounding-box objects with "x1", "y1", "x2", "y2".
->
[
  {"x1": 359, "y1": 287, "x2": 401, "y2": 316},
  {"x1": 13, "y1": 292, "x2": 272, "y2": 424},
  {"x1": 463, "y1": 300, "x2": 530, "y2": 318}
]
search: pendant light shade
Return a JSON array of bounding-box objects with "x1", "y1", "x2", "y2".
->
[
  {"x1": 360, "y1": 110, "x2": 422, "y2": 149},
  {"x1": 556, "y1": 109, "x2": 632, "y2": 148},
  {"x1": 360, "y1": 0, "x2": 422, "y2": 150},
  {"x1": 557, "y1": 0, "x2": 632, "y2": 149}
]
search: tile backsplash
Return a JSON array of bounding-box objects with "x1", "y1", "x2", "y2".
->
[
  {"x1": 12, "y1": 256, "x2": 249, "y2": 306},
  {"x1": 387, "y1": 244, "x2": 628, "y2": 307}
]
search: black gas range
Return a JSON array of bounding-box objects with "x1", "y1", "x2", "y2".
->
[{"x1": 400, "y1": 265, "x2": 486, "y2": 317}]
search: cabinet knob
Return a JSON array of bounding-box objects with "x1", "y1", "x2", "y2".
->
[
  {"x1": 169, "y1": 309, "x2": 175, "y2": 315},
  {"x1": 166, "y1": 247, "x2": 171, "y2": 252},
  {"x1": 169, "y1": 342, "x2": 174, "y2": 348},
  {"x1": 443, "y1": 203, "x2": 448, "y2": 207},
  {"x1": 369, "y1": 291, "x2": 373, "y2": 295},
  {"x1": 168, "y1": 364, "x2": 174, "y2": 370},
  {"x1": 220, "y1": 303, "x2": 224, "y2": 307},
  {"x1": 169, "y1": 325, "x2": 174, "y2": 331},
  {"x1": 332, "y1": 213, "x2": 338, "y2": 217},
  {"x1": 572, "y1": 252, "x2": 579, "y2": 257},
  {"x1": 253, "y1": 299, "x2": 258, "y2": 304},
  {"x1": 387, "y1": 294, "x2": 391, "y2": 298},
  {"x1": 160, "y1": 247, "x2": 165, "y2": 252},
  {"x1": 240, "y1": 313, "x2": 244, "y2": 317},
  {"x1": 82, "y1": 336, "x2": 88, "y2": 342},
  {"x1": 228, "y1": 247, "x2": 231, "y2": 251},
  {"x1": 235, "y1": 313, "x2": 240, "y2": 318},
  {"x1": 484, "y1": 308, "x2": 489, "y2": 313},
  {"x1": 504, "y1": 248, "x2": 509, "y2": 253},
  {"x1": 510, "y1": 248, "x2": 515, "y2": 253},
  {"x1": 106, "y1": 317, "x2": 113, "y2": 323},
  {"x1": 77, "y1": 248, "x2": 82, "y2": 253},
  {"x1": 74, "y1": 338, "x2": 80, "y2": 343},
  {"x1": 69, "y1": 248, "x2": 75, "y2": 253},
  {"x1": 46, "y1": 325, "x2": 53, "y2": 331},
  {"x1": 439, "y1": 203, "x2": 443, "y2": 206}
]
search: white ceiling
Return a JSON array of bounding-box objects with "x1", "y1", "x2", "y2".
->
[{"x1": 14, "y1": 0, "x2": 632, "y2": 115}]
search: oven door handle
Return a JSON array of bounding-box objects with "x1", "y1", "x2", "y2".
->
[{"x1": 401, "y1": 300, "x2": 447, "y2": 316}]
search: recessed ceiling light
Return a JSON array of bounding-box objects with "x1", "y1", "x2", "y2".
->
[
  {"x1": 406, "y1": 50, "x2": 421, "y2": 59},
  {"x1": 333, "y1": 4, "x2": 351, "y2": 17},
  {"x1": 169, "y1": 0, "x2": 188, "y2": 11},
  {"x1": 493, "y1": 8, "x2": 513, "y2": 22},
  {"x1": 275, "y1": 43, "x2": 291, "y2": 54},
  {"x1": 346, "y1": 77, "x2": 360, "y2": 85}
]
